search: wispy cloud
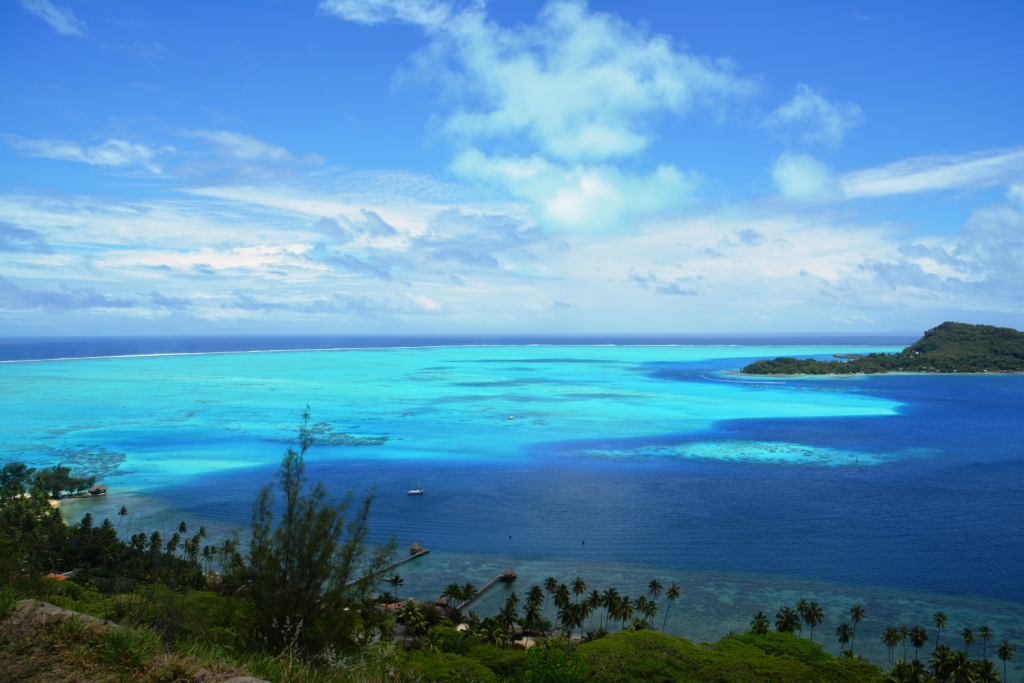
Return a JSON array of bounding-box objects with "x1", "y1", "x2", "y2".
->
[
  {"x1": 841, "y1": 147, "x2": 1024, "y2": 198},
  {"x1": 19, "y1": 0, "x2": 84, "y2": 37},
  {"x1": 3, "y1": 135, "x2": 172, "y2": 173},
  {"x1": 765, "y1": 84, "x2": 863, "y2": 147},
  {"x1": 0, "y1": 222, "x2": 53, "y2": 254},
  {"x1": 1, "y1": 276, "x2": 136, "y2": 311},
  {"x1": 772, "y1": 153, "x2": 841, "y2": 201}
]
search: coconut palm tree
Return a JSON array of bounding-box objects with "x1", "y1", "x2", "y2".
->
[
  {"x1": 750, "y1": 611, "x2": 770, "y2": 636},
  {"x1": 525, "y1": 585, "x2": 544, "y2": 627},
  {"x1": 544, "y1": 577, "x2": 558, "y2": 618},
  {"x1": 555, "y1": 584, "x2": 570, "y2": 614},
  {"x1": 601, "y1": 587, "x2": 619, "y2": 631},
  {"x1": 978, "y1": 625, "x2": 992, "y2": 661},
  {"x1": 850, "y1": 605, "x2": 865, "y2": 656},
  {"x1": 776, "y1": 606, "x2": 800, "y2": 633},
  {"x1": 939, "y1": 649, "x2": 973, "y2": 683},
  {"x1": 571, "y1": 577, "x2": 586, "y2": 604},
  {"x1": 663, "y1": 583, "x2": 681, "y2": 633},
  {"x1": 836, "y1": 622, "x2": 852, "y2": 656},
  {"x1": 909, "y1": 626, "x2": 929, "y2": 662},
  {"x1": 805, "y1": 602, "x2": 824, "y2": 643},
  {"x1": 929, "y1": 644, "x2": 951, "y2": 679},
  {"x1": 882, "y1": 627, "x2": 901, "y2": 665},
  {"x1": 586, "y1": 589, "x2": 602, "y2": 631},
  {"x1": 643, "y1": 596, "x2": 658, "y2": 627},
  {"x1": 388, "y1": 574, "x2": 404, "y2": 603},
  {"x1": 478, "y1": 617, "x2": 505, "y2": 646},
  {"x1": 796, "y1": 598, "x2": 810, "y2": 638},
  {"x1": 932, "y1": 612, "x2": 948, "y2": 651},
  {"x1": 996, "y1": 639, "x2": 1015, "y2": 683},
  {"x1": 975, "y1": 659, "x2": 1000, "y2": 683},
  {"x1": 498, "y1": 595, "x2": 519, "y2": 636},
  {"x1": 647, "y1": 579, "x2": 662, "y2": 627},
  {"x1": 618, "y1": 596, "x2": 634, "y2": 630},
  {"x1": 116, "y1": 506, "x2": 128, "y2": 539},
  {"x1": 961, "y1": 627, "x2": 975, "y2": 656},
  {"x1": 900, "y1": 625, "x2": 910, "y2": 662},
  {"x1": 442, "y1": 583, "x2": 462, "y2": 610}
]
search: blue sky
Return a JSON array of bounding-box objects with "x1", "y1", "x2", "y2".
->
[{"x1": 1, "y1": 0, "x2": 1022, "y2": 335}]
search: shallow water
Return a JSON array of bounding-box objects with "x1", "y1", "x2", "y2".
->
[{"x1": 3, "y1": 343, "x2": 1022, "y2": 675}]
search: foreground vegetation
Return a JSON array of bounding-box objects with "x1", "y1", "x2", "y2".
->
[
  {"x1": 741, "y1": 322, "x2": 1024, "y2": 374},
  {"x1": 1, "y1": 408, "x2": 1018, "y2": 682}
]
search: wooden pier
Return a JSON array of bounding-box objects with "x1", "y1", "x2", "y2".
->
[
  {"x1": 348, "y1": 543, "x2": 429, "y2": 587},
  {"x1": 456, "y1": 568, "x2": 516, "y2": 611}
]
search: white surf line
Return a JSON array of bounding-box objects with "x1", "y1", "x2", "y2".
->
[{"x1": 0, "y1": 343, "x2": 905, "y2": 365}]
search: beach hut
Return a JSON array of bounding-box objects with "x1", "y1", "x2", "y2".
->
[
  {"x1": 88, "y1": 484, "x2": 108, "y2": 496},
  {"x1": 409, "y1": 542, "x2": 424, "y2": 556}
]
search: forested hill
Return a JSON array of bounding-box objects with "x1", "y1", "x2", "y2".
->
[{"x1": 741, "y1": 322, "x2": 1024, "y2": 375}]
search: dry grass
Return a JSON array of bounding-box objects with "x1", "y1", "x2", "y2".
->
[{"x1": 0, "y1": 601, "x2": 250, "y2": 683}]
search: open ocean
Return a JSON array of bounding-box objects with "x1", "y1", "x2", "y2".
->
[{"x1": 1, "y1": 335, "x2": 1021, "y2": 674}]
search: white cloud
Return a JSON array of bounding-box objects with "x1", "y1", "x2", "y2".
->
[
  {"x1": 390, "y1": 0, "x2": 754, "y2": 162},
  {"x1": 19, "y1": 0, "x2": 84, "y2": 37},
  {"x1": 184, "y1": 130, "x2": 295, "y2": 162},
  {"x1": 3, "y1": 135, "x2": 172, "y2": 173},
  {"x1": 319, "y1": 0, "x2": 450, "y2": 27},
  {"x1": 765, "y1": 84, "x2": 862, "y2": 146},
  {"x1": 452, "y1": 148, "x2": 697, "y2": 230},
  {"x1": 772, "y1": 153, "x2": 841, "y2": 201},
  {"x1": 841, "y1": 147, "x2": 1024, "y2": 198}
]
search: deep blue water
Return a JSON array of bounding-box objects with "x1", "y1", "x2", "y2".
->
[{"x1": 2, "y1": 335, "x2": 1021, "y2": 671}]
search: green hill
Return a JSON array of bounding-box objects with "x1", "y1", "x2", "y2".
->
[{"x1": 741, "y1": 322, "x2": 1024, "y2": 375}]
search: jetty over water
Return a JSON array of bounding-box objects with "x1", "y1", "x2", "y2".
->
[
  {"x1": 348, "y1": 542, "x2": 429, "y2": 587},
  {"x1": 457, "y1": 569, "x2": 516, "y2": 611}
]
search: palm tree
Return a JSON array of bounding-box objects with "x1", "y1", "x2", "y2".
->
[
  {"x1": 776, "y1": 606, "x2": 800, "y2": 633},
  {"x1": 932, "y1": 612, "x2": 948, "y2": 651},
  {"x1": 442, "y1": 583, "x2": 462, "y2": 610},
  {"x1": 647, "y1": 579, "x2": 662, "y2": 628},
  {"x1": 642, "y1": 596, "x2": 658, "y2": 627},
  {"x1": 462, "y1": 582, "x2": 477, "y2": 606},
  {"x1": 601, "y1": 587, "x2": 619, "y2": 631},
  {"x1": 961, "y1": 627, "x2": 975, "y2": 656},
  {"x1": 805, "y1": 602, "x2": 824, "y2": 643},
  {"x1": 899, "y1": 625, "x2": 910, "y2": 662},
  {"x1": 116, "y1": 506, "x2": 128, "y2": 539},
  {"x1": 974, "y1": 659, "x2": 1000, "y2": 683},
  {"x1": 836, "y1": 622, "x2": 852, "y2": 656},
  {"x1": 571, "y1": 577, "x2": 586, "y2": 604},
  {"x1": 849, "y1": 605, "x2": 865, "y2": 656},
  {"x1": 618, "y1": 595, "x2": 634, "y2": 630},
  {"x1": 498, "y1": 594, "x2": 519, "y2": 636},
  {"x1": 930, "y1": 644, "x2": 951, "y2": 679},
  {"x1": 978, "y1": 625, "x2": 992, "y2": 661},
  {"x1": 525, "y1": 585, "x2": 544, "y2": 627},
  {"x1": 555, "y1": 584, "x2": 571, "y2": 613},
  {"x1": 940, "y1": 649, "x2": 973, "y2": 683},
  {"x1": 543, "y1": 577, "x2": 558, "y2": 618},
  {"x1": 909, "y1": 626, "x2": 929, "y2": 662},
  {"x1": 996, "y1": 639, "x2": 1015, "y2": 683},
  {"x1": 796, "y1": 598, "x2": 810, "y2": 638},
  {"x1": 388, "y1": 574, "x2": 404, "y2": 603},
  {"x1": 882, "y1": 627, "x2": 901, "y2": 665},
  {"x1": 663, "y1": 583, "x2": 680, "y2": 633},
  {"x1": 750, "y1": 611, "x2": 770, "y2": 636},
  {"x1": 586, "y1": 589, "x2": 602, "y2": 631}
]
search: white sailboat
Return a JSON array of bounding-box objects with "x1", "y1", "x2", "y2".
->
[{"x1": 407, "y1": 477, "x2": 424, "y2": 495}]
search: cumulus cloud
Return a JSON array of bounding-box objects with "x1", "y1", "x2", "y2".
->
[
  {"x1": 309, "y1": 244, "x2": 394, "y2": 280},
  {"x1": 453, "y1": 149, "x2": 698, "y2": 230},
  {"x1": 324, "y1": 0, "x2": 752, "y2": 230},
  {"x1": 772, "y1": 153, "x2": 841, "y2": 201},
  {"x1": 0, "y1": 276, "x2": 136, "y2": 311},
  {"x1": 3, "y1": 135, "x2": 172, "y2": 173},
  {"x1": 765, "y1": 84, "x2": 862, "y2": 146},
  {"x1": 0, "y1": 222, "x2": 53, "y2": 254},
  {"x1": 19, "y1": 0, "x2": 84, "y2": 36}
]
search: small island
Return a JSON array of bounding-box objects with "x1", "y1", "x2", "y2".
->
[{"x1": 741, "y1": 322, "x2": 1024, "y2": 375}]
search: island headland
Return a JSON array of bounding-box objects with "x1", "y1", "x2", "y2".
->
[{"x1": 741, "y1": 322, "x2": 1024, "y2": 375}]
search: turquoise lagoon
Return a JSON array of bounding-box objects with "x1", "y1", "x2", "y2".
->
[{"x1": 2, "y1": 343, "x2": 1022, "y2": 674}]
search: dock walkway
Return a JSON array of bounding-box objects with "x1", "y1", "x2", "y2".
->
[{"x1": 456, "y1": 569, "x2": 516, "y2": 611}]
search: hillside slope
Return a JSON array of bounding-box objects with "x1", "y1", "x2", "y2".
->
[{"x1": 741, "y1": 322, "x2": 1024, "y2": 375}]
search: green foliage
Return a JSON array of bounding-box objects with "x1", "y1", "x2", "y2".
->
[
  {"x1": 101, "y1": 625, "x2": 161, "y2": 671},
  {"x1": 402, "y1": 650, "x2": 499, "y2": 683},
  {"x1": 0, "y1": 464, "x2": 69, "y2": 582},
  {"x1": 521, "y1": 644, "x2": 589, "y2": 683},
  {"x1": 578, "y1": 629, "x2": 884, "y2": 683},
  {"x1": 33, "y1": 463, "x2": 96, "y2": 499},
  {"x1": 742, "y1": 321, "x2": 1024, "y2": 374},
  {"x1": 247, "y1": 407, "x2": 396, "y2": 655}
]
